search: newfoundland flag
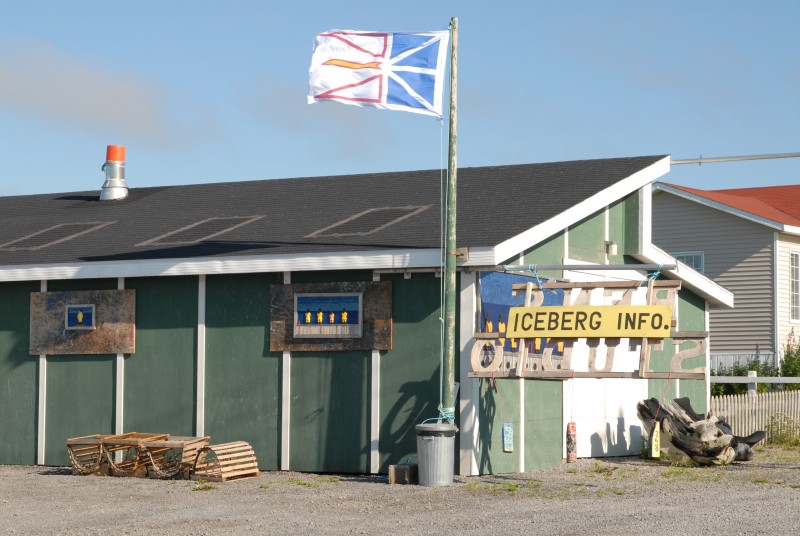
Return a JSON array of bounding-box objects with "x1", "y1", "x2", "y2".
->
[{"x1": 308, "y1": 29, "x2": 450, "y2": 117}]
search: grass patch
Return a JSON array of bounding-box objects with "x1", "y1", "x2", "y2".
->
[
  {"x1": 754, "y1": 444, "x2": 800, "y2": 464},
  {"x1": 287, "y1": 477, "x2": 319, "y2": 488},
  {"x1": 751, "y1": 476, "x2": 771, "y2": 484},
  {"x1": 259, "y1": 484, "x2": 269, "y2": 489},
  {"x1": 526, "y1": 479, "x2": 543, "y2": 490},
  {"x1": 661, "y1": 466, "x2": 721, "y2": 483},
  {"x1": 662, "y1": 466, "x2": 689, "y2": 478},
  {"x1": 315, "y1": 475, "x2": 342, "y2": 484},
  {"x1": 192, "y1": 479, "x2": 216, "y2": 491},
  {"x1": 588, "y1": 462, "x2": 617, "y2": 476}
]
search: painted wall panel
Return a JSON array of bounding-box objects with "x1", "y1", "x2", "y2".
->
[
  {"x1": 676, "y1": 290, "x2": 709, "y2": 411},
  {"x1": 0, "y1": 281, "x2": 39, "y2": 464},
  {"x1": 289, "y1": 352, "x2": 369, "y2": 473},
  {"x1": 45, "y1": 356, "x2": 115, "y2": 465},
  {"x1": 123, "y1": 277, "x2": 197, "y2": 436},
  {"x1": 378, "y1": 273, "x2": 441, "y2": 472},
  {"x1": 289, "y1": 271, "x2": 371, "y2": 473},
  {"x1": 648, "y1": 289, "x2": 708, "y2": 413},
  {"x1": 569, "y1": 378, "x2": 647, "y2": 459},
  {"x1": 521, "y1": 232, "x2": 564, "y2": 279},
  {"x1": 205, "y1": 273, "x2": 282, "y2": 470},
  {"x1": 568, "y1": 211, "x2": 605, "y2": 264},
  {"x1": 622, "y1": 192, "x2": 639, "y2": 256},
  {"x1": 523, "y1": 379, "x2": 562, "y2": 469},
  {"x1": 478, "y1": 377, "x2": 519, "y2": 474},
  {"x1": 43, "y1": 279, "x2": 117, "y2": 466}
]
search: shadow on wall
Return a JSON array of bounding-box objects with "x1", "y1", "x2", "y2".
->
[
  {"x1": 478, "y1": 378, "x2": 502, "y2": 475},
  {"x1": 378, "y1": 368, "x2": 439, "y2": 471},
  {"x1": 589, "y1": 418, "x2": 642, "y2": 457}
]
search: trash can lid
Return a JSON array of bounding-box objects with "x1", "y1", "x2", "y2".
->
[{"x1": 415, "y1": 423, "x2": 458, "y2": 437}]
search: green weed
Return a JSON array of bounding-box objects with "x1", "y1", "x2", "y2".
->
[
  {"x1": 192, "y1": 479, "x2": 216, "y2": 491},
  {"x1": 287, "y1": 477, "x2": 319, "y2": 488}
]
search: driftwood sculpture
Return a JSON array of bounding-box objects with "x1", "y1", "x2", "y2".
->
[{"x1": 637, "y1": 397, "x2": 766, "y2": 465}]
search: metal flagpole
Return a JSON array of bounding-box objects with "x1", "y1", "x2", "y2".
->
[
  {"x1": 671, "y1": 152, "x2": 800, "y2": 165},
  {"x1": 441, "y1": 16, "x2": 458, "y2": 422}
]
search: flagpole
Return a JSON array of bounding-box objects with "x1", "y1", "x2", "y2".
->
[{"x1": 442, "y1": 16, "x2": 458, "y2": 423}]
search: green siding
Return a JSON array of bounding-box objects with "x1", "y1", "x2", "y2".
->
[
  {"x1": 205, "y1": 273, "x2": 282, "y2": 470},
  {"x1": 622, "y1": 192, "x2": 640, "y2": 256},
  {"x1": 290, "y1": 352, "x2": 369, "y2": 473},
  {"x1": 478, "y1": 377, "x2": 520, "y2": 474},
  {"x1": 648, "y1": 289, "x2": 708, "y2": 412},
  {"x1": 123, "y1": 277, "x2": 197, "y2": 436},
  {"x1": 568, "y1": 211, "x2": 605, "y2": 264},
  {"x1": 43, "y1": 279, "x2": 118, "y2": 466},
  {"x1": 478, "y1": 378, "x2": 563, "y2": 474},
  {"x1": 676, "y1": 290, "x2": 707, "y2": 412},
  {"x1": 289, "y1": 271, "x2": 371, "y2": 473},
  {"x1": 524, "y1": 379, "x2": 563, "y2": 470},
  {"x1": 378, "y1": 273, "x2": 441, "y2": 471},
  {"x1": 0, "y1": 281, "x2": 39, "y2": 464},
  {"x1": 45, "y1": 356, "x2": 115, "y2": 465},
  {"x1": 521, "y1": 232, "x2": 564, "y2": 279},
  {"x1": 607, "y1": 197, "x2": 627, "y2": 264}
]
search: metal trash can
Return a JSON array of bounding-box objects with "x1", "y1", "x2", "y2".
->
[{"x1": 415, "y1": 423, "x2": 458, "y2": 486}]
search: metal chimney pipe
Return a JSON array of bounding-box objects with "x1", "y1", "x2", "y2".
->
[{"x1": 99, "y1": 145, "x2": 128, "y2": 201}]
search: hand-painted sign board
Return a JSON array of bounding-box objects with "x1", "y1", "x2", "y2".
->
[{"x1": 506, "y1": 305, "x2": 673, "y2": 339}]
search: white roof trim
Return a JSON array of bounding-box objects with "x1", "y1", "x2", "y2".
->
[
  {"x1": 653, "y1": 183, "x2": 799, "y2": 234},
  {"x1": 461, "y1": 246, "x2": 496, "y2": 267},
  {"x1": 493, "y1": 156, "x2": 670, "y2": 264},
  {"x1": 0, "y1": 248, "x2": 445, "y2": 282},
  {"x1": 635, "y1": 243, "x2": 734, "y2": 308}
]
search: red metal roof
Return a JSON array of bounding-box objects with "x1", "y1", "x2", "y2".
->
[{"x1": 663, "y1": 183, "x2": 800, "y2": 227}]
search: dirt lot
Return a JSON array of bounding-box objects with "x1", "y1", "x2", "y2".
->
[{"x1": 3, "y1": 445, "x2": 800, "y2": 535}]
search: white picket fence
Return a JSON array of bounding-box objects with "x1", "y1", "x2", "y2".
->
[{"x1": 710, "y1": 390, "x2": 800, "y2": 443}]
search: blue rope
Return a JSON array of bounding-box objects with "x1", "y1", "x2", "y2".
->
[
  {"x1": 640, "y1": 263, "x2": 664, "y2": 287},
  {"x1": 529, "y1": 264, "x2": 544, "y2": 289},
  {"x1": 421, "y1": 405, "x2": 456, "y2": 424}
]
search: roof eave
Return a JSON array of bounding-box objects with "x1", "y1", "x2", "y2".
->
[
  {"x1": 635, "y1": 243, "x2": 734, "y2": 308},
  {"x1": 0, "y1": 248, "x2": 446, "y2": 282},
  {"x1": 492, "y1": 156, "x2": 671, "y2": 264}
]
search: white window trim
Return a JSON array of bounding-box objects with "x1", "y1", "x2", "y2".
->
[{"x1": 790, "y1": 250, "x2": 800, "y2": 323}]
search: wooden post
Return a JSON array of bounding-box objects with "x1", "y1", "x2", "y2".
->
[{"x1": 442, "y1": 16, "x2": 458, "y2": 421}]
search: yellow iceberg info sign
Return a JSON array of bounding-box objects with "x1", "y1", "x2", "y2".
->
[{"x1": 505, "y1": 305, "x2": 673, "y2": 339}]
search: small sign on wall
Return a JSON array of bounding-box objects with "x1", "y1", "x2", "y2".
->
[
  {"x1": 294, "y1": 293, "x2": 363, "y2": 339},
  {"x1": 502, "y1": 422, "x2": 514, "y2": 452},
  {"x1": 30, "y1": 289, "x2": 135, "y2": 355},
  {"x1": 65, "y1": 304, "x2": 95, "y2": 330},
  {"x1": 270, "y1": 281, "x2": 391, "y2": 352}
]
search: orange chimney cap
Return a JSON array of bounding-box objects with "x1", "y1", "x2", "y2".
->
[{"x1": 106, "y1": 145, "x2": 125, "y2": 162}]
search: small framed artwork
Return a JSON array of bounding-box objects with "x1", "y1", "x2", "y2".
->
[
  {"x1": 294, "y1": 293, "x2": 362, "y2": 339},
  {"x1": 65, "y1": 304, "x2": 96, "y2": 331}
]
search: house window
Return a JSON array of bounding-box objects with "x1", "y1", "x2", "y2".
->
[
  {"x1": 792, "y1": 252, "x2": 800, "y2": 322},
  {"x1": 674, "y1": 251, "x2": 704, "y2": 273}
]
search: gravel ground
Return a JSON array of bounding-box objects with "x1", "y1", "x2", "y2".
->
[{"x1": 3, "y1": 445, "x2": 800, "y2": 535}]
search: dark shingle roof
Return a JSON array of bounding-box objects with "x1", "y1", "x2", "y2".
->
[{"x1": 0, "y1": 155, "x2": 665, "y2": 267}]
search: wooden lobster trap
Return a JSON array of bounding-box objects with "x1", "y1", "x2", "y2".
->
[
  {"x1": 101, "y1": 433, "x2": 170, "y2": 477},
  {"x1": 142, "y1": 436, "x2": 211, "y2": 479},
  {"x1": 192, "y1": 441, "x2": 259, "y2": 482},
  {"x1": 66, "y1": 434, "x2": 113, "y2": 475}
]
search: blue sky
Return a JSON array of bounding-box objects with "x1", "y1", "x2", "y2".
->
[{"x1": 0, "y1": 1, "x2": 797, "y2": 197}]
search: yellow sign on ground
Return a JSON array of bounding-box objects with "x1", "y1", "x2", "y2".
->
[{"x1": 505, "y1": 305, "x2": 673, "y2": 338}]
